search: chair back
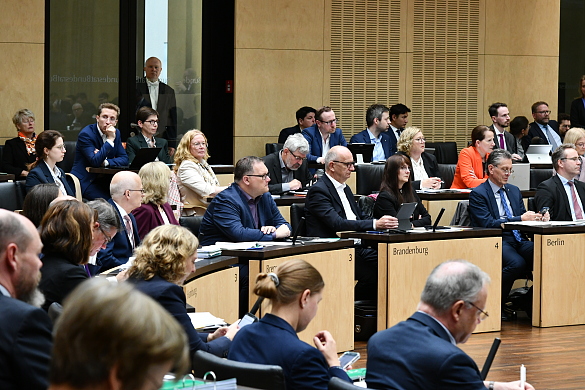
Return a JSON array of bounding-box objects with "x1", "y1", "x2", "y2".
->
[
  {"x1": 0, "y1": 182, "x2": 22, "y2": 211},
  {"x1": 425, "y1": 142, "x2": 458, "y2": 164},
  {"x1": 290, "y1": 203, "x2": 306, "y2": 236},
  {"x1": 328, "y1": 377, "x2": 358, "y2": 389},
  {"x1": 530, "y1": 168, "x2": 553, "y2": 190},
  {"x1": 437, "y1": 164, "x2": 456, "y2": 189},
  {"x1": 179, "y1": 215, "x2": 204, "y2": 237},
  {"x1": 192, "y1": 350, "x2": 286, "y2": 390},
  {"x1": 265, "y1": 143, "x2": 284, "y2": 156},
  {"x1": 450, "y1": 200, "x2": 471, "y2": 226},
  {"x1": 56, "y1": 141, "x2": 77, "y2": 173},
  {"x1": 65, "y1": 173, "x2": 83, "y2": 200},
  {"x1": 355, "y1": 164, "x2": 385, "y2": 195},
  {"x1": 358, "y1": 195, "x2": 375, "y2": 219}
]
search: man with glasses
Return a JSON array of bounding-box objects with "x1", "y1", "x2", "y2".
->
[
  {"x1": 535, "y1": 144, "x2": 585, "y2": 221},
  {"x1": 302, "y1": 106, "x2": 348, "y2": 164},
  {"x1": 305, "y1": 146, "x2": 398, "y2": 301},
  {"x1": 523, "y1": 101, "x2": 561, "y2": 152},
  {"x1": 71, "y1": 103, "x2": 129, "y2": 200},
  {"x1": 262, "y1": 133, "x2": 313, "y2": 195},
  {"x1": 366, "y1": 260, "x2": 535, "y2": 390},
  {"x1": 488, "y1": 102, "x2": 522, "y2": 161},
  {"x1": 469, "y1": 149, "x2": 545, "y2": 321},
  {"x1": 350, "y1": 104, "x2": 394, "y2": 161}
]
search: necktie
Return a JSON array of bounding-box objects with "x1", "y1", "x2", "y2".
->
[
  {"x1": 498, "y1": 133, "x2": 505, "y2": 149},
  {"x1": 146, "y1": 137, "x2": 155, "y2": 148},
  {"x1": 543, "y1": 125, "x2": 558, "y2": 151},
  {"x1": 123, "y1": 215, "x2": 135, "y2": 248},
  {"x1": 397, "y1": 128, "x2": 404, "y2": 136},
  {"x1": 568, "y1": 181, "x2": 584, "y2": 220},
  {"x1": 499, "y1": 188, "x2": 522, "y2": 242}
]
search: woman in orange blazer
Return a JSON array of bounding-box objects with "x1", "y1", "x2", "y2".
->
[{"x1": 451, "y1": 125, "x2": 495, "y2": 189}]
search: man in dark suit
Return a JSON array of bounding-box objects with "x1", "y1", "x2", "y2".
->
[
  {"x1": 366, "y1": 260, "x2": 535, "y2": 390},
  {"x1": 535, "y1": 144, "x2": 585, "y2": 221},
  {"x1": 0, "y1": 210, "x2": 52, "y2": 390},
  {"x1": 278, "y1": 106, "x2": 316, "y2": 144},
  {"x1": 523, "y1": 101, "x2": 561, "y2": 152},
  {"x1": 388, "y1": 103, "x2": 411, "y2": 155},
  {"x1": 558, "y1": 113, "x2": 571, "y2": 141},
  {"x1": 70, "y1": 103, "x2": 129, "y2": 200},
  {"x1": 350, "y1": 104, "x2": 393, "y2": 161},
  {"x1": 96, "y1": 171, "x2": 142, "y2": 272},
  {"x1": 136, "y1": 57, "x2": 178, "y2": 152},
  {"x1": 302, "y1": 106, "x2": 348, "y2": 164},
  {"x1": 488, "y1": 102, "x2": 521, "y2": 161},
  {"x1": 468, "y1": 149, "x2": 545, "y2": 320},
  {"x1": 262, "y1": 133, "x2": 312, "y2": 195},
  {"x1": 305, "y1": 146, "x2": 397, "y2": 300}
]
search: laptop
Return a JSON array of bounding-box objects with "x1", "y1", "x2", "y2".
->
[
  {"x1": 507, "y1": 163, "x2": 530, "y2": 190},
  {"x1": 525, "y1": 144, "x2": 552, "y2": 164},
  {"x1": 129, "y1": 147, "x2": 162, "y2": 170},
  {"x1": 347, "y1": 143, "x2": 375, "y2": 164}
]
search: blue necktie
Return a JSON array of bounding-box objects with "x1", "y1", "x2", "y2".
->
[{"x1": 499, "y1": 188, "x2": 522, "y2": 242}]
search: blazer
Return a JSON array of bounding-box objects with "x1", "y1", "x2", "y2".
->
[
  {"x1": 350, "y1": 129, "x2": 394, "y2": 160},
  {"x1": 302, "y1": 124, "x2": 348, "y2": 163},
  {"x1": 366, "y1": 311, "x2": 486, "y2": 390},
  {"x1": 228, "y1": 314, "x2": 351, "y2": 390},
  {"x1": 132, "y1": 202, "x2": 179, "y2": 240},
  {"x1": 305, "y1": 174, "x2": 372, "y2": 237},
  {"x1": 125, "y1": 133, "x2": 171, "y2": 164},
  {"x1": 534, "y1": 175, "x2": 585, "y2": 221},
  {"x1": 199, "y1": 183, "x2": 291, "y2": 245},
  {"x1": 25, "y1": 162, "x2": 74, "y2": 196},
  {"x1": 0, "y1": 294, "x2": 52, "y2": 390},
  {"x1": 96, "y1": 198, "x2": 141, "y2": 272},
  {"x1": 490, "y1": 124, "x2": 518, "y2": 155},
  {"x1": 132, "y1": 275, "x2": 231, "y2": 358},
  {"x1": 397, "y1": 151, "x2": 441, "y2": 190},
  {"x1": 38, "y1": 253, "x2": 89, "y2": 312},
  {"x1": 177, "y1": 160, "x2": 220, "y2": 211},
  {"x1": 262, "y1": 151, "x2": 312, "y2": 195},
  {"x1": 136, "y1": 80, "x2": 178, "y2": 148},
  {"x1": 1, "y1": 137, "x2": 37, "y2": 180},
  {"x1": 70, "y1": 123, "x2": 129, "y2": 199},
  {"x1": 571, "y1": 98, "x2": 585, "y2": 129},
  {"x1": 373, "y1": 190, "x2": 431, "y2": 227},
  {"x1": 278, "y1": 124, "x2": 301, "y2": 144},
  {"x1": 450, "y1": 146, "x2": 488, "y2": 189},
  {"x1": 522, "y1": 120, "x2": 560, "y2": 151}
]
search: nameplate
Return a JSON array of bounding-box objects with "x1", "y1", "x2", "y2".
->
[
  {"x1": 546, "y1": 238, "x2": 565, "y2": 247},
  {"x1": 393, "y1": 246, "x2": 429, "y2": 256}
]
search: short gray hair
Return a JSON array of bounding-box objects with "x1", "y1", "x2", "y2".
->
[
  {"x1": 324, "y1": 147, "x2": 342, "y2": 169},
  {"x1": 0, "y1": 210, "x2": 31, "y2": 255},
  {"x1": 283, "y1": 133, "x2": 309, "y2": 154},
  {"x1": 12, "y1": 108, "x2": 35, "y2": 128},
  {"x1": 486, "y1": 148, "x2": 512, "y2": 167},
  {"x1": 420, "y1": 260, "x2": 490, "y2": 314},
  {"x1": 86, "y1": 199, "x2": 121, "y2": 231}
]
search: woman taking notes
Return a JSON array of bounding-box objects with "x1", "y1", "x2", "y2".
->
[{"x1": 451, "y1": 125, "x2": 495, "y2": 189}]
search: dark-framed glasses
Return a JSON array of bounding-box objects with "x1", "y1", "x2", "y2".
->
[
  {"x1": 289, "y1": 150, "x2": 307, "y2": 162},
  {"x1": 332, "y1": 160, "x2": 356, "y2": 168},
  {"x1": 247, "y1": 173, "x2": 270, "y2": 180}
]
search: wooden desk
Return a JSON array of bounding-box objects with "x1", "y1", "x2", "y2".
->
[
  {"x1": 210, "y1": 165, "x2": 234, "y2": 187},
  {"x1": 222, "y1": 240, "x2": 355, "y2": 352},
  {"x1": 503, "y1": 223, "x2": 585, "y2": 327},
  {"x1": 341, "y1": 229, "x2": 502, "y2": 333},
  {"x1": 0, "y1": 174, "x2": 15, "y2": 182}
]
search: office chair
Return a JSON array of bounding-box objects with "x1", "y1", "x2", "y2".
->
[{"x1": 328, "y1": 377, "x2": 359, "y2": 389}]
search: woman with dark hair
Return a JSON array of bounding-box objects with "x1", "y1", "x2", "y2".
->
[
  {"x1": 373, "y1": 154, "x2": 431, "y2": 227},
  {"x1": 21, "y1": 183, "x2": 61, "y2": 227},
  {"x1": 509, "y1": 116, "x2": 530, "y2": 161},
  {"x1": 38, "y1": 199, "x2": 94, "y2": 311},
  {"x1": 228, "y1": 259, "x2": 352, "y2": 390},
  {"x1": 570, "y1": 75, "x2": 585, "y2": 128},
  {"x1": 451, "y1": 125, "x2": 495, "y2": 189},
  {"x1": 1, "y1": 109, "x2": 37, "y2": 180},
  {"x1": 25, "y1": 130, "x2": 74, "y2": 196},
  {"x1": 126, "y1": 106, "x2": 171, "y2": 164}
]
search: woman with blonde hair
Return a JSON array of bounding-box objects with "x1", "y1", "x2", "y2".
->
[
  {"x1": 397, "y1": 127, "x2": 441, "y2": 190},
  {"x1": 174, "y1": 129, "x2": 226, "y2": 215},
  {"x1": 563, "y1": 127, "x2": 585, "y2": 181},
  {"x1": 228, "y1": 259, "x2": 352, "y2": 389},
  {"x1": 132, "y1": 161, "x2": 178, "y2": 239}
]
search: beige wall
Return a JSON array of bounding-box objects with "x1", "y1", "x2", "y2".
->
[{"x1": 1, "y1": 0, "x2": 45, "y2": 142}]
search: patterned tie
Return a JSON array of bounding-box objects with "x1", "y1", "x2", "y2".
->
[
  {"x1": 543, "y1": 125, "x2": 558, "y2": 151},
  {"x1": 498, "y1": 133, "x2": 505, "y2": 149},
  {"x1": 568, "y1": 181, "x2": 584, "y2": 220},
  {"x1": 499, "y1": 188, "x2": 522, "y2": 242},
  {"x1": 123, "y1": 215, "x2": 135, "y2": 248}
]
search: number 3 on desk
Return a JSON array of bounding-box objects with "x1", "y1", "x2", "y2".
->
[{"x1": 349, "y1": 253, "x2": 353, "y2": 262}]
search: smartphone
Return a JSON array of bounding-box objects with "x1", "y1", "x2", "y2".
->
[
  {"x1": 539, "y1": 207, "x2": 549, "y2": 215},
  {"x1": 339, "y1": 351, "x2": 360, "y2": 369},
  {"x1": 238, "y1": 313, "x2": 258, "y2": 328}
]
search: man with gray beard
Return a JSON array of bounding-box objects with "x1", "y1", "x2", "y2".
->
[{"x1": 0, "y1": 209, "x2": 52, "y2": 390}]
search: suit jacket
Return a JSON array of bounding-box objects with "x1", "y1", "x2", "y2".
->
[
  {"x1": 38, "y1": 253, "x2": 89, "y2": 312},
  {"x1": 490, "y1": 124, "x2": 518, "y2": 155},
  {"x1": 136, "y1": 81, "x2": 178, "y2": 148},
  {"x1": 305, "y1": 174, "x2": 372, "y2": 237},
  {"x1": 125, "y1": 133, "x2": 171, "y2": 164},
  {"x1": 571, "y1": 98, "x2": 585, "y2": 129},
  {"x1": 70, "y1": 123, "x2": 129, "y2": 199},
  {"x1": 535, "y1": 175, "x2": 585, "y2": 221},
  {"x1": 365, "y1": 311, "x2": 485, "y2": 390},
  {"x1": 450, "y1": 146, "x2": 488, "y2": 189},
  {"x1": 132, "y1": 202, "x2": 179, "y2": 240},
  {"x1": 302, "y1": 124, "x2": 348, "y2": 163},
  {"x1": 350, "y1": 129, "x2": 394, "y2": 160},
  {"x1": 96, "y1": 198, "x2": 141, "y2": 272},
  {"x1": 25, "y1": 162, "x2": 74, "y2": 196},
  {"x1": 397, "y1": 151, "x2": 440, "y2": 190},
  {"x1": 278, "y1": 124, "x2": 301, "y2": 144},
  {"x1": 522, "y1": 120, "x2": 560, "y2": 151},
  {"x1": 1, "y1": 137, "x2": 37, "y2": 180},
  {"x1": 373, "y1": 190, "x2": 431, "y2": 227},
  {"x1": 262, "y1": 151, "x2": 312, "y2": 195},
  {"x1": 199, "y1": 183, "x2": 291, "y2": 245},
  {"x1": 132, "y1": 275, "x2": 230, "y2": 358},
  {"x1": 0, "y1": 294, "x2": 52, "y2": 390},
  {"x1": 228, "y1": 313, "x2": 351, "y2": 390}
]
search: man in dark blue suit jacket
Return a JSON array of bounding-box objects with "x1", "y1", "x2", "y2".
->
[
  {"x1": 70, "y1": 103, "x2": 129, "y2": 200},
  {"x1": 96, "y1": 171, "x2": 142, "y2": 272},
  {"x1": 0, "y1": 210, "x2": 52, "y2": 390},
  {"x1": 522, "y1": 101, "x2": 561, "y2": 152},
  {"x1": 302, "y1": 106, "x2": 347, "y2": 163},
  {"x1": 469, "y1": 150, "x2": 545, "y2": 319},
  {"x1": 350, "y1": 104, "x2": 394, "y2": 161},
  {"x1": 366, "y1": 260, "x2": 535, "y2": 390}
]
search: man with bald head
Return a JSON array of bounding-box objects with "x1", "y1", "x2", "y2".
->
[
  {"x1": 0, "y1": 210, "x2": 52, "y2": 390},
  {"x1": 136, "y1": 56, "x2": 178, "y2": 152},
  {"x1": 96, "y1": 171, "x2": 143, "y2": 272}
]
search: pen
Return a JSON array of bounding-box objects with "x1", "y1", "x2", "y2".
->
[
  {"x1": 520, "y1": 364, "x2": 525, "y2": 388},
  {"x1": 366, "y1": 231, "x2": 385, "y2": 234}
]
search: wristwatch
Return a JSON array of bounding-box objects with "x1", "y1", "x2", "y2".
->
[{"x1": 488, "y1": 381, "x2": 495, "y2": 390}]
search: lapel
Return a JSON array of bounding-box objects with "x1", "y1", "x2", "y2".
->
[
  {"x1": 552, "y1": 175, "x2": 572, "y2": 217},
  {"x1": 485, "y1": 182, "x2": 500, "y2": 217},
  {"x1": 322, "y1": 175, "x2": 344, "y2": 213},
  {"x1": 39, "y1": 163, "x2": 53, "y2": 182}
]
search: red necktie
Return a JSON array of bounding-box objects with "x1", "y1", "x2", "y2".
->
[{"x1": 568, "y1": 181, "x2": 583, "y2": 220}]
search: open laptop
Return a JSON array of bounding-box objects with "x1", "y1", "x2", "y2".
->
[
  {"x1": 347, "y1": 143, "x2": 375, "y2": 163},
  {"x1": 507, "y1": 163, "x2": 530, "y2": 190},
  {"x1": 525, "y1": 144, "x2": 552, "y2": 164},
  {"x1": 129, "y1": 147, "x2": 162, "y2": 170}
]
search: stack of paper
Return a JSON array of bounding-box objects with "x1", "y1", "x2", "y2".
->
[
  {"x1": 197, "y1": 245, "x2": 222, "y2": 259},
  {"x1": 188, "y1": 312, "x2": 227, "y2": 330}
]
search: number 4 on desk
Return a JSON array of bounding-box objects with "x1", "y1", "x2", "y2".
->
[{"x1": 495, "y1": 242, "x2": 499, "y2": 249}]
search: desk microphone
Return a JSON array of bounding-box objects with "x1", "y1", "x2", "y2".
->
[
  {"x1": 432, "y1": 208, "x2": 445, "y2": 233},
  {"x1": 480, "y1": 337, "x2": 501, "y2": 380}
]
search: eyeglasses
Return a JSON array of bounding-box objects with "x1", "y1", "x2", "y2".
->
[
  {"x1": 576, "y1": 143, "x2": 585, "y2": 148},
  {"x1": 53, "y1": 144, "x2": 66, "y2": 151},
  {"x1": 192, "y1": 142, "x2": 208, "y2": 148},
  {"x1": 247, "y1": 173, "x2": 270, "y2": 180},
  {"x1": 466, "y1": 301, "x2": 489, "y2": 321},
  {"x1": 100, "y1": 115, "x2": 118, "y2": 123},
  {"x1": 98, "y1": 225, "x2": 114, "y2": 244},
  {"x1": 496, "y1": 167, "x2": 514, "y2": 175},
  {"x1": 289, "y1": 150, "x2": 307, "y2": 162},
  {"x1": 127, "y1": 189, "x2": 145, "y2": 193},
  {"x1": 144, "y1": 120, "x2": 159, "y2": 125},
  {"x1": 413, "y1": 138, "x2": 426, "y2": 143},
  {"x1": 20, "y1": 118, "x2": 35, "y2": 124},
  {"x1": 536, "y1": 110, "x2": 551, "y2": 115},
  {"x1": 319, "y1": 118, "x2": 338, "y2": 125},
  {"x1": 332, "y1": 160, "x2": 356, "y2": 168},
  {"x1": 561, "y1": 157, "x2": 581, "y2": 162}
]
